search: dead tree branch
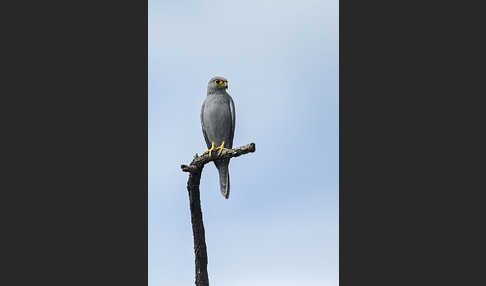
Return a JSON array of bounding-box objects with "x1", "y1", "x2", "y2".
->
[{"x1": 180, "y1": 143, "x2": 256, "y2": 286}]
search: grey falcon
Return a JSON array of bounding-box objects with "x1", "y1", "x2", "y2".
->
[{"x1": 200, "y1": 76, "x2": 235, "y2": 199}]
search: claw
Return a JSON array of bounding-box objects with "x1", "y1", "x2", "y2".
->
[
  {"x1": 216, "y1": 141, "x2": 230, "y2": 156},
  {"x1": 203, "y1": 142, "x2": 215, "y2": 157}
]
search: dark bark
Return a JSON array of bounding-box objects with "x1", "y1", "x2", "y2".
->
[
  {"x1": 186, "y1": 169, "x2": 209, "y2": 286},
  {"x1": 181, "y1": 143, "x2": 256, "y2": 286}
]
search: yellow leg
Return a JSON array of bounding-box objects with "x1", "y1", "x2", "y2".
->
[
  {"x1": 203, "y1": 142, "x2": 215, "y2": 157},
  {"x1": 216, "y1": 141, "x2": 230, "y2": 156}
]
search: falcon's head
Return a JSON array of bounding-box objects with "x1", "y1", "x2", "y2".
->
[{"x1": 208, "y1": 76, "x2": 228, "y2": 92}]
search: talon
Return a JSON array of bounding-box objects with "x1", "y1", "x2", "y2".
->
[
  {"x1": 203, "y1": 142, "x2": 215, "y2": 157},
  {"x1": 216, "y1": 141, "x2": 229, "y2": 156}
]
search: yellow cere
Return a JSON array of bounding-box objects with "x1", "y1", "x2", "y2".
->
[{"x1": 215, "y1": 80, "x2": 227, "y2": 87}]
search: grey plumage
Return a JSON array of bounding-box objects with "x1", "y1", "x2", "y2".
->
[{"x1": 201, "y1": 76, "x2": 235, "y2": 199}]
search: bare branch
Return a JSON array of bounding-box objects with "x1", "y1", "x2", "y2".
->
[
  {"x1": 180, "y1": 142, "x2": 256, "y2": 286},
  {"x1": 181, "y1": 143, "x2": 256, "y2": 173}
]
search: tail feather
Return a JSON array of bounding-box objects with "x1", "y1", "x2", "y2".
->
[{"x1": 215, "y1": 160, "x2": 230, "y2": 199}]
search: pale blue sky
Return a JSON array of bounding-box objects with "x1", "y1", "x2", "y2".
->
[{"x1": 149, "y1": 0, "x2": 338, "y2": 285}]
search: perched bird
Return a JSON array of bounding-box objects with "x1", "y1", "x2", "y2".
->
[{"x1": 200, "y1": 76, "x2": 235, "y2": 199}]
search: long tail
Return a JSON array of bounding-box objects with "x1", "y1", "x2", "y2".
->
[{"x1": 215, "y1": 159, "x2": 230, "y2": 199}]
